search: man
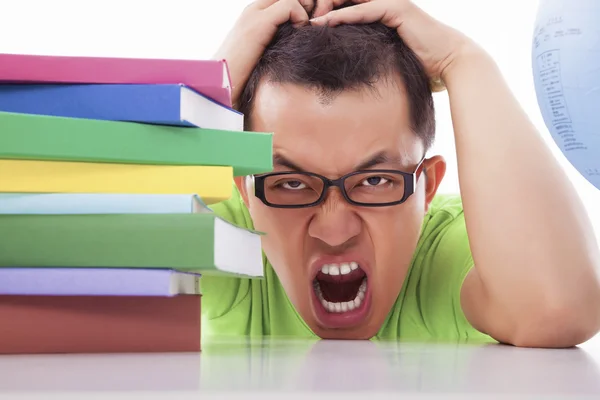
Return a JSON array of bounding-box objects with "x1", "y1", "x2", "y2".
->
[{"x1": 201, "y1": 0, "x2": 600, "y2": 347}]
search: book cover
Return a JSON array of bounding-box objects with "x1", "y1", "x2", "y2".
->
[
  {"x1": 0, "y1": 193, "x2": 209, "y2": 214},
  {"x1": 0, "y1": 268, "x2": 201, "y2": 296},
  {"x1": 0, "y1": 160, "x2": 233, "y2": 204},
  {"x1": 0, "y1": 213, "x2": 264, "y2": 277},
  {"x1": 0, "y1": 53, "x2": 232, "y2": 107},
  {"x1": 0, "y1": 295, "x2": 201, "y2": 354},
  {"x1": 0, "y1": 111, "x2": 273, "y2": 176},
  {"x1": 0, "y1": 83, "x2": 243, "y2": 131}
]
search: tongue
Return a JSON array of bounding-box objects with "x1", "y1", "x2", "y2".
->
[{"x1": 318, "y1": 278, "x2": 364, "y2": 303}]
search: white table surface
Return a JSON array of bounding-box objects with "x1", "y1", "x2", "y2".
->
[{"x1": 0, "y1": 334, "x2": 598, "y2": 400}]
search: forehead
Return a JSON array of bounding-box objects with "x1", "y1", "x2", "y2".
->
[{"x1": 249, "y1": 79, "x2": 422, "y2": 174}]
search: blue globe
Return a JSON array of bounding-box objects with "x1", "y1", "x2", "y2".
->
[{"x1": 532, "y1": 0, "x2": 600, "y2": 190}]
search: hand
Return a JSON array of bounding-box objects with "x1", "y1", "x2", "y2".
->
[
  {"x1": 310, "y1": 0, "x2": 475, "y2": 90},
  {"x1": 214, "y1": 0, "x2": 314, "y2": 108}
]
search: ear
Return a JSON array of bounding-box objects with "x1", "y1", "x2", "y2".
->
[
  {"x1": 422, "y1": 155, "x2": 446, "y2": 211},
  {"x1": 234, "y1": 176, "x2": 251, "y2": 208}
]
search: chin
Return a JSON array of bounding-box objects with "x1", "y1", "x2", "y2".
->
[{"x1": 311, "y1": 325, "x2": 377, "y2": 340}]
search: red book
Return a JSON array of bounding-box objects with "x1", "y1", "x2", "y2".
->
[
  {"x1": 0, "y1": 53, "x2": 232, "y2": 107},
  {"x1": 0, "y1": 295, "x2": 201, "y2": 354}
]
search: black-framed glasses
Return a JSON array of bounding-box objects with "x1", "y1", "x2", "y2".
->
[{"x1": 253, "y1": 158, "x2": 426, "y2": 208}]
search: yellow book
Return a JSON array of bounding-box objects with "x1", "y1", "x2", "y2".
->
[{"x1": 0, "y1": 159, "x2": 232, "y2": 204}]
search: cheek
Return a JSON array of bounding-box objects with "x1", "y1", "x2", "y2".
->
[
  {"x1": 247, "y1": 198, "x2": 309, "y2": 269},
  {"x1": 248, "y1": 198, "x2": 303, "y2": 236},
  {"x1": 365, "y1": 195, "x2": 426, "y2": 269},
  {"x1": 367, "y1": 209, "x2": 422, "y2": 250}
]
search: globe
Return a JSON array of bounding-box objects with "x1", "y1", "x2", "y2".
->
[{"x1": 532, "y1": 0, "x2": 600, "y2": 190}]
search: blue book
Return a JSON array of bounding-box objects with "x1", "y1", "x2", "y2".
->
[
  {"x1": 0, "y1": 193, "x2": 212, "y2": 214},
  {"x1": 0, "y1": 268, "x2": 201, "y2": 296},
  {"x1": 0, "y1": 83, "x2": 243, "y2": 131}
]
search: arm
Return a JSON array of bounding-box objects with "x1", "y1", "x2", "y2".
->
[
  {"x1": 444, "y1": 45, "x2": 600, "y2": 347},
  {"x1": 312, "y1": 0, "x2": 600, "y2": 347},
  {"x1": 213, "y1": 0, "x2": 314, "y2": 108}
]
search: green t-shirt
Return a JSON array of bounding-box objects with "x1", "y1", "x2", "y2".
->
[{"x1": 200, "y1": 186, "x2": 494, "y2": 343}]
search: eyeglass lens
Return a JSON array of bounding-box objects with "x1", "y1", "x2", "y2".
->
[{"x1": 262, "y1": 171, "x2": 407, "y2": 206}]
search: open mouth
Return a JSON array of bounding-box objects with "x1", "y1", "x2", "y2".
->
[{"x1": 311, "y1": 261, "x2": 370, "y2": 328}]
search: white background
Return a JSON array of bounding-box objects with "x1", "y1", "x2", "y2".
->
[{"x1": 1, "y1": 0, "x2": 599, "y2": 351}]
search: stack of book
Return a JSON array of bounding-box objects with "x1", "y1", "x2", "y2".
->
[{"x1": 0, "y1": 53, "x2": 272, "y2": 354}]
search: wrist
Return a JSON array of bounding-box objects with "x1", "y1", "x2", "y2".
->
[{"x1": 440, "y1": 40, "x2": 494, "y2": 85}]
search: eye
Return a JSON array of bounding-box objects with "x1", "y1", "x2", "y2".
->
[
  {"x1": 361, "y1": 176, "x2": 389, "y2": 187},
  {"x1": 281, "y1": 180, "x2": 307, "y2": 190}
]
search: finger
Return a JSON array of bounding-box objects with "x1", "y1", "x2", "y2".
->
[
  {"x1": 312, "y1": 0, "x2": 347, "y2": 18},
  {"x1": 254, "y1": 0, "x2": 314, "y2": 13},
  {"x1": 264, "y1": 0, "x2": 311, "y2": 26},
  {"x1": 311, "y1": 1, "x2": 395, "y2": 27},
  {"x1": 251, "y1": 0, "x2": 281, "y2": 9},
  {"x1": 298, "y1": 0, "x2": 316, "y2": 13}
]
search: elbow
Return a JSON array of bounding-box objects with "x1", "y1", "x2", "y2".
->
[
  {"x1": 508, "y1": 294, "x2": 600, "y2": 348},
  {"x1": 509, "y1": 261, "x2": 600, "y2": 348}
]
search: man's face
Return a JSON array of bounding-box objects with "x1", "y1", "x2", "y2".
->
[{"x1": 238, "y1": 78, "x2": 445, "y2": 339}]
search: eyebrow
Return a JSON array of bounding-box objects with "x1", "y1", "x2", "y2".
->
[
  {"x1": 272, "y1": 151, "x2": 405, "y2": 173},
  {"x1": 354, "y1": 151, "x2": 404, "y2": 170},
  {"x1": 272, "y1": 153, "x2": 306, "y2": 172}
]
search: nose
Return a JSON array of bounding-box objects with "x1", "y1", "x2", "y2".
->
[{"x1": 307, "y1": 189, "x2": 362, "y2": 248}]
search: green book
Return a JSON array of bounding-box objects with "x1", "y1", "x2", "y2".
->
[
  {"x1": 0, "y1": 111, "x2": 273, "y2": 176},
  {"x1": 0, "y1": 213, "x2": 265, "y2": 277}
]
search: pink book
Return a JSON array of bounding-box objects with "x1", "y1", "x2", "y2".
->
[{"x1": 0, "y1": 53, "x2": 232, "y2": 107}]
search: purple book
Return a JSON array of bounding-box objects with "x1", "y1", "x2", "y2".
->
[{"x1": 0, "y1": 268, "x2": 200, "y2": 296}]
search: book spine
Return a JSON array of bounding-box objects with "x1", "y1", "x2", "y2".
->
[
  {"x1": 0, "y1": 53, "x2": 232, "y2": 107},
  {"x1": 0, "y1": 84, "x2": 187, "y2": 126},
  {"x1": 0, "y1": 111, "x2": 273, "y2": 176},
  {"x1": 0, "y1": 193, "x2": 198, "y2": 214},
  {"x1": 0, "y1": 295, "x2": 201, "y2": 354},
  {"x1": 0, "y1": 160, "x2": 233, "y2": 204},
  {"x1": 0, "y1": 214, "x2": 217, "y2": 270},
  {"x1": 0, "y1": 268, "x2": 196, "y2": 296}
]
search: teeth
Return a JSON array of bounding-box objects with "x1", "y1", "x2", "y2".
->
[
  {"x1": 320, "y1": 262, "x2": 360, "y2": 276},
  {"x1": 314, "y1": 278, "x2": 367, "y2": 313},
  {"x1": 340, "y1": 263, "x2": 351, "y2": 275},
  {"x1": 359, "y1": 279, "x2": 367, "y2": 293}
]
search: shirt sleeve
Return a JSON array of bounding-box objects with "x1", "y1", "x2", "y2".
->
[{"x1": 416, "y1": 208, "x2": 493, "y2": 341}]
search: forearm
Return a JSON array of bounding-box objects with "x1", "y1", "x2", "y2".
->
[{"x1": 444, "y1": 45, "x2": 600, "y2": 335}]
